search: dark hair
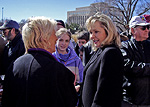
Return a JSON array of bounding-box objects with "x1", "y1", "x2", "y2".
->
[
  {"x1": 56, "y1": 20, "x2": 65, "y2": 28},
  {"x1": 15, "y1": 29, "x2": 20, "y2": 34},
  {"x1": 77, "y1": 31, "x2": 89, "y2": 42}
]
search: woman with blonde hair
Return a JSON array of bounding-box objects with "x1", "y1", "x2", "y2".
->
[
  {"x1": 80, "y1": 13, "x2": 124, "y2": 107},
  {"x1": 2, "y1": 17, "x2": 77, "y2": 107}
]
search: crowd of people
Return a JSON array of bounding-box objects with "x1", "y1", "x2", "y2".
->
[{"x1": 0, "y1": 13, "x2": 150, "y2": 107}]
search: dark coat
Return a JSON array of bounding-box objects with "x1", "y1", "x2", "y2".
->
[
  {"x1": 121, "y1": 37, "x2": 150, "y2": 105},
  {"x1": 82, "y1": 41, "x2": 93, "y2": 66},
  {"x1": 0, "y1": 36, "x2": 6, "y2": 70},
  {"x1": 1, "y1": 33, "x2": 25, "y2": 74},
  {"x1": 2, "y1": 48, "x2": 78, "y2": 107},
  {"x1": 82, "y1": 45, "x2": 124, "y2": 107}
]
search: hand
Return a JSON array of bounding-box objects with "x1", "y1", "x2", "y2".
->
[{"x1": 75, "y1": 85, "x2": 80, "y2": 92}]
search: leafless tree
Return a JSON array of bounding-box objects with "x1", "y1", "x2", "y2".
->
[
  {"x1": 94, "y1": 0, "x2": 150, "y2": 32},
  {"x1": 19, "y1": 19, "x2": 27, "y2": 33}
]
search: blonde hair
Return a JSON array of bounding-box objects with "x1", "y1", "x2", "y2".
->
[
  {"x1": 86, "y1": 13, "x2": 121, "y2": 50},
  {"x1": 22, "y1": 16, "x2": 57, "y2": 52},
  {"x1": 55, "y1": 28, "x2": 72, "y2": 40}
]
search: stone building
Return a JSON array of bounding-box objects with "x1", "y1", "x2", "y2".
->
[
  {"x1": 67, "y1": 2, "x2": 110, "y2": 27},
  {"x1": 67, "y1": 2, "x2": 124, "y2": 32}
]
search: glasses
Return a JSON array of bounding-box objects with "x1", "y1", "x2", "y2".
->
[{"x1": 135, "y1": 25, "x2": 150, "y2": 30}]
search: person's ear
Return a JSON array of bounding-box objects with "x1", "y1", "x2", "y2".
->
[
  {"x1": 131, "y1": 28, "x2": 135, "y2": 34},
  {"x1": 11, "y1": 28, "x2": 15, "y2": 34}
]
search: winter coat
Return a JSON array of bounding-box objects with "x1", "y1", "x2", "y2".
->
[
  {"x1": 53, "y1": 46, "x2": 84, "y2": 83},
  {"x1": 2, "y1": 48, "x2": 78, "y2": 107},
  {"x1": 1, "y1": 33, "x2": 25, "y2": 74},
  {"x1": 0, "y1": 36, "x2": 6, "y2": 70},
  {"x1": 121, "y1": 37, "x2": 150, "y2": 105},
  {"x1": 82, "y1": 45, "x2": 124, "y2": 107}
]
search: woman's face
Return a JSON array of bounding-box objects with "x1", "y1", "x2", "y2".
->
[
  {"x1": 57, "y1": 33, "x2": 70, "y2": 52},
  {"x1": 89, "y1": 21, "x2": 107, "y2": 48}
]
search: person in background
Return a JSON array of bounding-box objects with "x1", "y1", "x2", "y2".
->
[
  {"x1": 143, "y1": 14, "x2": 150, "y2": 23},
  {"x1": 0, "y1": 36, "x2": 6, "y2": 70},
  {"x1": 2, "y1": 17, "x2": 78, "y2": 107},
  {"x1": 81, "y1": 39, "x2": 93, "y2": 67},
  {"x1": 80, "y1": 13, "x2": 124, "y2": 107},
  {"x1": 53, "y1": 28, "x2": 83, "y2": 86},
  {"x1": 56, "y1": 20, "x2": 76, "y2": 49},
  {"x1": 74, "y1": 31, "x2": 93, "y2": 66},
  {"x1": 120, "y1": 31, "x2": 129, "y2": 41},
  {"x1": 79, "y1": 46, "x2": 84, "y2": 62},
  {"x1": 121, "y1": 15, "x2": 150, "y2": 106},
  {"x1": 0, "y1": 20, "x2": 25, "y2": 75},
  {"x1": 74, "y1": 31, "x2": 89, "y2": 56},
  {"x1": 56, "y1": 20, "x2": 66, "y2": 30},
  {"x1": 0, "y1": 36, "x2": 6, "y2": 105},
  {"x1": 143, "y1": 14, "x2": 150, "y2": 40},
  {"x1": 77, "y1": 31, "x2": 90, "y2": 48}
]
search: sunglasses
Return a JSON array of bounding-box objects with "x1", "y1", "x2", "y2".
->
[{"x1": 136, "y1": 25, "x2": 150, "y2": 30}]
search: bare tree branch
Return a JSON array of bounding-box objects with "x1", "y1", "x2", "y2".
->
[{"x1": 94, "y1": 0, "x2": 150, "y2": 32}]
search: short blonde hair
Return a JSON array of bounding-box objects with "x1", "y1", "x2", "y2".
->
[
  {"x1": 22, "y1": 16, "x2": 57, "y2": 52},
  {"x1": 86, "y1": 13, "x2": 121, "y2": 49},
  {"x1": 55, "y1": 28, "x2": 72, "y2": 40}
]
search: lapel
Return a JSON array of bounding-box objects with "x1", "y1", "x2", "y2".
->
[
  {"x1": 84, "y1": 48, "x2": 102, "y2": 72},
  {"x1": 83, "y1": 48, "x2": 102, "y2": 82}
]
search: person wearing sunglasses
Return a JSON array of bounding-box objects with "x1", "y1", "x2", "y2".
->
[
  {"x1": 0, "y1": 20, "x2": 25, "y2": 75},
  {"x1": 121, "y1": 16, "x2": 150, "y2": 107}
]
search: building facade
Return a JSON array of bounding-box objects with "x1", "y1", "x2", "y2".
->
[
  {"x1": 67, "y1": 2, "x2": 110, "y2": 27},
  {"x1": 67, "y1": 6, "x2": 91, "y2": 27},
  {"x1": 67, "y1": 2, "x2": 124, "y2": 32}
]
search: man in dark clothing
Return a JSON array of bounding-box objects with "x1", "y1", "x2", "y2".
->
[
  {"x1": 121, "y1": 15, "x2": 150, "y2": 106},
  {"x1": 0, "y1": 20, "x2": 25, "y2": 75},
  {"x1": 74, "y1": 31, "x2": 93, "y2": 66},
  {"x1": 75, "y1": 31, "x2": 89, "y2": 56},
  {"x1": 0, "y1": 36, "x2": 6, "y2": 70}
]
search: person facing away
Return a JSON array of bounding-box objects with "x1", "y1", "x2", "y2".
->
[
  {"x1": 2, "y1": 17, "x2": 78, "y2": 107},
  {"x1": 120, "y1": 15, "x2": 150, "y2": 106},
  {"x1": 52, "y1": 28, "x2": 84, "y2": 85},
  {"x1": 0, "y1": 20, "x2": 25, "y2": 75},
  {"x1": 80, "y1": 13, "x2": 124, "y2": 107}
]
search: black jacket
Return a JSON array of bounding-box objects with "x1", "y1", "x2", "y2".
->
[
  {"x1": 82, "y1": 41, "x2": 93, "y2": 66},
  {"x1": 2, "y1": 49, "x2": 78, "y2": 107},
  {"x1": 121, "y1": 37, "x2": 150, "y2": 105},
  {"x1": 1, "y1": 33, "x2": 25, "y2": 74},
  {"x1": 74, "y1": 41, "x2": 93, "y2": 67},
  {"x1": 82, "y1": 45, "x2": 123, "y2": 107}
]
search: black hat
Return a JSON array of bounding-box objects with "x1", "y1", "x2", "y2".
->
[
  {"x1": 0, "y1": 20, "x2": 20, "y2": 30},
  {"x1": 56, "y1": 20, "x2": 65, "y2": 28}
]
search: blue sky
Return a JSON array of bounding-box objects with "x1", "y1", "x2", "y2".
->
[{"x1": 0, "y1": 0, "x2": 95, "y2": 23}]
